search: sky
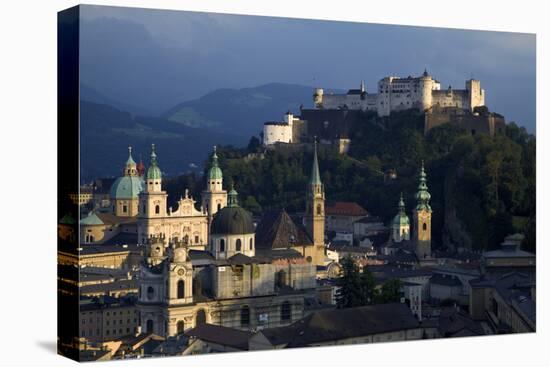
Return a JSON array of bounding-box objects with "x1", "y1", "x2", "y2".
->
[{"x1": 79, "y1": 5, "x2": 536, "y2": 132}]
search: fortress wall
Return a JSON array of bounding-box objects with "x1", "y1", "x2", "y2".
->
[
  {"x1": 425, "y1": 107, "x2": 505, "y2": 136},
  {"x1": 431, "y1": 90, "x2": 468, "y2": 109},
  {"x1": 263, "y1": 124, "x2": 293, "y2": 145}
]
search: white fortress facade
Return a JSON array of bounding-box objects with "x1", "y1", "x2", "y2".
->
[
  {"x1": 313, "y1": 69, "x2": 485, "y2": 117},
  {"x1": 262, "y1": 112, "x2": 298, "y2": 145}
]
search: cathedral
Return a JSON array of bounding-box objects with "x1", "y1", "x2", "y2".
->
[{"x1": 79, "y1": 143, "x2": 327, "y2": 337}]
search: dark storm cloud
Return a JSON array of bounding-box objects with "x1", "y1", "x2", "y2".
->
[{"x1": 80, "y1": 5, "x2": 536, "y2": 132}]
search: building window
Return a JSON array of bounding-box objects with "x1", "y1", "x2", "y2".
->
[
  {"x1": 281, "y1": 301, "x2": 292, "y2": 321},
  {"x1": 236, "y1": 239, "x2": 242, "y2": 252},
  {"x1": 249, "y1": 238, "x2": 253, "y2": 250},
  {"x1": 316, "y1": 204, "x2": 322, "y2": 215},
  {"x1": 422, "y1": 223, "x2": 427, "y2": 231},
  {"x1": 217, "y1": 203, "x2": 221, "y2": 211},
  {"x1": 276, "y1": 270, "x2": 287, "y2": 288},
  {"x1": 241, "y1": 306, "x2": 250, "y2": 327},
  {"x1": 195, "y1": 235, "x2": 199, "y2": 244},
  {"x1": 122, "y1": 205, "x2": 128, "y2": 213},
  {"x1": 146, "y1": 320, "x2": 154, "y2": 333},
  {"x1": 219, "y1": 239, "x2": 225, "y2": 252},
  {"x1": 177, "y1": 280, "x2": 185, "y2": 299},
  {"x1": 196, "y1": 309, "x2": 206, "y2": 326},
  {"x1": 147, "y1": 286, "x2": 154, "y2": 300},
  {"x1": 177, "y1": 320, "x2": 185, "y2": 335},
  {"x1": 155, "y1": 205, "x2": 160, "y2": 214}
]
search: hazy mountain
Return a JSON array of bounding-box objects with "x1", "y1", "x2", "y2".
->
[
  {"x1": 162, "y1": 83, "x2": 344, "y2": 136},
  {"x1": 79, "y1": 100, "x2": 248, "y2": 181},
  {"x1": 81, "y1": 83, "x2": 154, "y2": 116}
]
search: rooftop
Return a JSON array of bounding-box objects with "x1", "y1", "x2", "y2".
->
[
  {"x1": 258, "y1": 303, "x2": 419, "y2": 347},
  {"x1": 326, "y1": 202, "x2": 368, "y2": 217},
  {"x1": 185, "y1": 324, "x2": 252, "y2": 350}
]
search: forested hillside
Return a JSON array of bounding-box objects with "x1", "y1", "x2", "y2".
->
[{"x1": 164, "y1": 110, "x2": 535, "y2": 253}]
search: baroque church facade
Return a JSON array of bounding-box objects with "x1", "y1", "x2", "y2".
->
[{"x1": 136, "y1": 145, "x2": 322, "y2": 336}]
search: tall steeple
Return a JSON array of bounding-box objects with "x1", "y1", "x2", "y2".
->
[
  {"x1": 124, "y1": 146, "x2": 138, "y2": 176},
  {"x1": 392, "y1": 192, "x2": 410, "y2": 243},
  {"x1": 146, "y1": 143, "x2": 162, "y2": 192},
  {"x1": 202, "y1": 146, "x2": 228, "y2": 224},
  {"x1": 310, "y1": 140, "x2": 322, "y2": 186},
  {"x1": 415, "y1": 161, "x2": 432, "y2": 212},
  {"x1": 305, "y1": 139, "x2": 325, "y2": 266},
  {"x1": 360, "y1": 80, "x2": 365, "y2": 93},
  {"x1": 227, "y1": 185, "x2": 239, "y2": 207},
  {"x1": 413, "y1": 160, "x2": 432, "y2": 259}
]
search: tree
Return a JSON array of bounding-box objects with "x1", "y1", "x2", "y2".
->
[
  {"x1": 247, "y1": 136, "x2": 261, "y2": 153},
  {"x1": 335, "y1": 256, "x2": 363, "y2": 308},
  {"x1": 377, "y1": 279, "x2": 403, "y2": 304},
  {"x1": 360, "y1": 267, "x2": 377, "y2": 305}
]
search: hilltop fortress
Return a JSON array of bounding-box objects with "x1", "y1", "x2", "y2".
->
[
  {"x1": 263, "y1": 69, "x2": 504, "y2": 148},
  {"x1": 313, "y1": 69, "x2": 485, "y2": 116}
]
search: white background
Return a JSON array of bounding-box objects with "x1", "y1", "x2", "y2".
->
[{"x1": 0, "y1": 0, "x2": 547, "y2": 365}]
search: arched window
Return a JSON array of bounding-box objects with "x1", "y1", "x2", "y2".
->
[
  {"x1": 281, "y1": 301, "x2": 291, "y2": 321},
  {"x1": 146, "y1": 319, "x2": 154, "y2": 333},
  {"x1": 196, "y1": 309, "x2": 206, "y2": 326},
  {"x1": 316, "y1": 204, "x2": 322, "y2": 215},
  {"x1": 236, "y1": 239, "x2": 242, "y2": 252},
  {"x1": 276, "y1": 270, "x2": 287, "y2": 288},
  {"x1": 219, "y1": 239, "x2": 225, "y2": 252},
  {"x1": 241, "y1": 306, "x2": 250, "y2": 327},
  {"x1": 177, "y1": 320, "x2": 185, "y2": 335},
  {"x1": 155, "y1": 205, "x2": 160, "y2": 214},
  {"x1": 422, "y1": 223, "x2": 427, "y2": 231},
  {"x1": 177, "y1": 280, "x2": 185, "y2": 299},
  {"x1": 217, "y1": 203, "x2": 221, "y2": 211},
  {"x1": 147, "y1": 286, "x2": 154, "y2": 300},
  {"x1": 249, "y1": 238, "x2": 253, "y2": 250}
]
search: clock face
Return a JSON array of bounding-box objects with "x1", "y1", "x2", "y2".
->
[{"x1": 177, "y1": 268, "x2": 185, "y2": 276}]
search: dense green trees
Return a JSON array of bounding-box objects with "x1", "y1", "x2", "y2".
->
[
  {"x1": 164, "y1": 112, "x2": 535, "y2": 252},
  {"x1": 335, "y1": 256, "x2": 404, "y2": 308}
]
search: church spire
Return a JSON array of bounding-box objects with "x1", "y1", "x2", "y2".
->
[
  {"x1": 360, "y1": 80, "x2": 365, "y2": 93},
  {"x1": 415, "y1": 161, "x2": 431, "y2": 211},
  {"x1": 146, "y1": 143, "x2": 162, "y2": 181},
  {"x1": 207, "y1": 145, "x2": 223, "y2": 181},
  {"x1": 310, "y1": 140, "x2": 322, "y2": 186},
  {"x1": 227, "y1": 184, "x2": 239, "y2": 207},
  {"x1": 124, "y1": 146, "x2": 137, "y2": 176}
]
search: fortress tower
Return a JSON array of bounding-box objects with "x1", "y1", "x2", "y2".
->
[
  {"x1": 304, "y1": 141, "x2": 326, "y2": 266},
  {"x1": 201, "y1": 146, "x2": 228, "y2": 225},
  {"x1": 313, "y1": 88, "x2": 324, "y2": 108},
  {"x1": 466, "y1": 79, "x2": 485, "y2": 111},
  {"x1": 418, "y1": 69, "x2": 434, "y2": 111},
  {"x1": 413, "y1": 161, "x2": 432, "y2": 259}
]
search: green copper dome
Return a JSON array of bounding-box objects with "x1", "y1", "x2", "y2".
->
[
  {"x1": 415, "y1": 161, "x2": 432, "y2": 212},
  {"x1": 207, "y1": 146, "x2": 223, "y2": 180},
  {"x1": 393, "y1": 193, "x2": 410, "y2": 226},
  {"x1": 146, "y1": 144, "x2": 162, "y2": 180},
  {"x1": 110, "y1": 176, "x2": 145, "y2": 199},
  {"x1": 211, "y1": 188, "x2": 255, "y2": 235},
  {"x1": 126, "y1": 146, "x2": 136, "y2": 166},
  {"x1": 80, "y1": 212, "x2": 105, "y2": 226}
]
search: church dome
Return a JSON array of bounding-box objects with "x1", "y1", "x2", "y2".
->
[
  {"x1": 393, "y1": 213, "x2": 410, "y2": 226},
  {"x1": 146, "y1": 143, "x2": 162, "y2": 180},
  {"x1": 207, "y1": 147, "x2": 223, "y2": 180},
  {"x1": 210, "y1": 188, "x2": 255, "y2": 235},
  {"x1": 110, "y1": 176, "x2": 144, "y2": 199}
]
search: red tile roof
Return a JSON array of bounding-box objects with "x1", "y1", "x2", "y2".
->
[{"x1": 326, "y1": 202, "x2": 368, "y2": 217}]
